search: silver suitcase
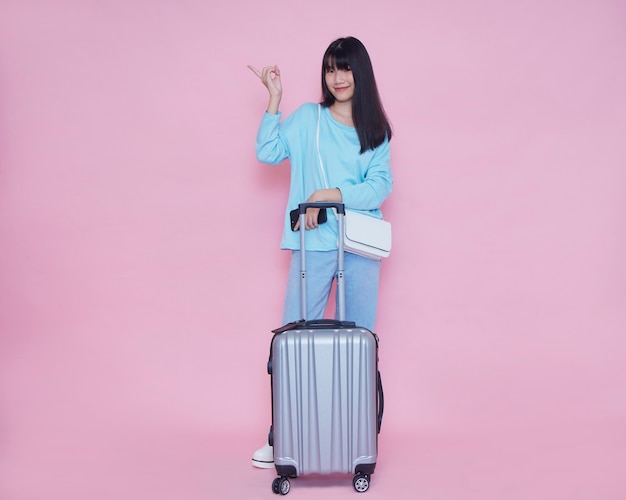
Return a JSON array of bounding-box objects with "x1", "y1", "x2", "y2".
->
[{"x1": 267, "y1": 203, "x2": 384, "y2": 495}]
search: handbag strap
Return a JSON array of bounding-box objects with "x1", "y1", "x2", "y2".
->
[{"x1": 316, "y1": 104, "x2": 331, "y2": 190}]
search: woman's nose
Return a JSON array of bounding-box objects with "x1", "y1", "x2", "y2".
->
[{"x1": 335, "y1": 70, "x2": 347, "y2": 82}]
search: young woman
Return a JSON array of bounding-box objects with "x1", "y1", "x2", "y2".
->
[{"x1": 248, "y1": 36, "x2": 393, "y2": 468}]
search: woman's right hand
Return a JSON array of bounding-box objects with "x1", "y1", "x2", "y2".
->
[{"x1": 248, "y1": 65, "x2": 283, "y2": 101}]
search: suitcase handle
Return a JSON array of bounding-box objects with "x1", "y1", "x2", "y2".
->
[
  {"x1": 297, "y1": 202, "x2": 346, "y2": 321},
  {"x1": 270, "y1": 319, "x2": 356, "y2": 334},
  {"x1": 301, "y1": 319, "x2": 356, "y2": 329},
  {"x1": 297, "y1": 201, "x2": 345, "y2": 215},
  {"x1": 377, "y1": 370, "x2": 384, "y2": 434}
]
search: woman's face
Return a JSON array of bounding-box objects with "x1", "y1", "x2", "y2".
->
[{"x1": 325, "y1": 66, "x2": 355, "y2": 103}]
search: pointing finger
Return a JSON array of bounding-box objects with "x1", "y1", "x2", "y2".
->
[{"x1": 247, "y1": 65, "x2": 262, "y2": 79}]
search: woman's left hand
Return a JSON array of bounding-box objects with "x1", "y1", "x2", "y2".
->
[
  {"x1": 293, "y1": 188, "x2": 342, "y2": 231},
  {"x1": 292, "y1": 207, "x2": 321, "y2": 231}
]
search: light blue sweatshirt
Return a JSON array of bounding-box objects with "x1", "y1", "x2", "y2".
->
[{"x1": 256, "y1": 103, "x2": 393, "y2": 251}]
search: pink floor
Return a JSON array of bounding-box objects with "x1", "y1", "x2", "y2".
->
[{"x1": 1, "y1": 423, "x2": 624, "y2": 500}]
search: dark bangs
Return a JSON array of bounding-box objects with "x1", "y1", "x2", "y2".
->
[{"x1": 323, "y1": 49, "x2": 352, "y2": 73}]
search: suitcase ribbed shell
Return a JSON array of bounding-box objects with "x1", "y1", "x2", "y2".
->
[{"x1": 271, "y1": 326, "x2": 378, "y2": 476}]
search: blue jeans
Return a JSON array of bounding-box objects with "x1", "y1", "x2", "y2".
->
[{"x1": 282, "y1": 250, "x2": 381, "y2": 331}]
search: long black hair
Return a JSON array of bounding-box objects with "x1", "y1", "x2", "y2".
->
[{"x1": 321, "y1": 37, "x2": 392, "y2": 154}]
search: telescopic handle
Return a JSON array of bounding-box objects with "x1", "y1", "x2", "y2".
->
[
  {"x1": 298, "y1": 202, "x2": 346, "y2": 321},
  {"x1": 297, "y1": 202, "x2": 345, "y2": 215}
]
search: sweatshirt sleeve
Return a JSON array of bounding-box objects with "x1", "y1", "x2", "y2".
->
[
  {"x1": 255, "y1": 111, "x2": 290, "y2": 165},
  {"x1": 338, "y1": 138, "x2": 393, "y2": 211}
]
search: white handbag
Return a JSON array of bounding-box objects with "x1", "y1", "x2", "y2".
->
[
  {"x1": 343, "y1": 209, "x2": 392, "y2": 260},
  {"x1": 315, "y1": 105, "x2": 392, "y2": 260}
]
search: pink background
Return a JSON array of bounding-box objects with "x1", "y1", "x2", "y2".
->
[{"x1": 1, "y1": 1, "x2": 625, "y2": 499}]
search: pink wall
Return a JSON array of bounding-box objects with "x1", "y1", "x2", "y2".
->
[{"x1": 1, "y1": 1, "x2": 625, "y2": 498}]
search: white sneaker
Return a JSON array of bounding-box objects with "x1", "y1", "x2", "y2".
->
[{"x1": 251, "y1": 443, "x2": 274, "y2": 469}]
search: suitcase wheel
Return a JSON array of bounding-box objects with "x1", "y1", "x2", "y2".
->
[
  {"x1": 353, "y1": 473, "x2": 370, "y2": 493},
  {"x1": 272, "y1": 477, "x2": 291, "y2": 495}
]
